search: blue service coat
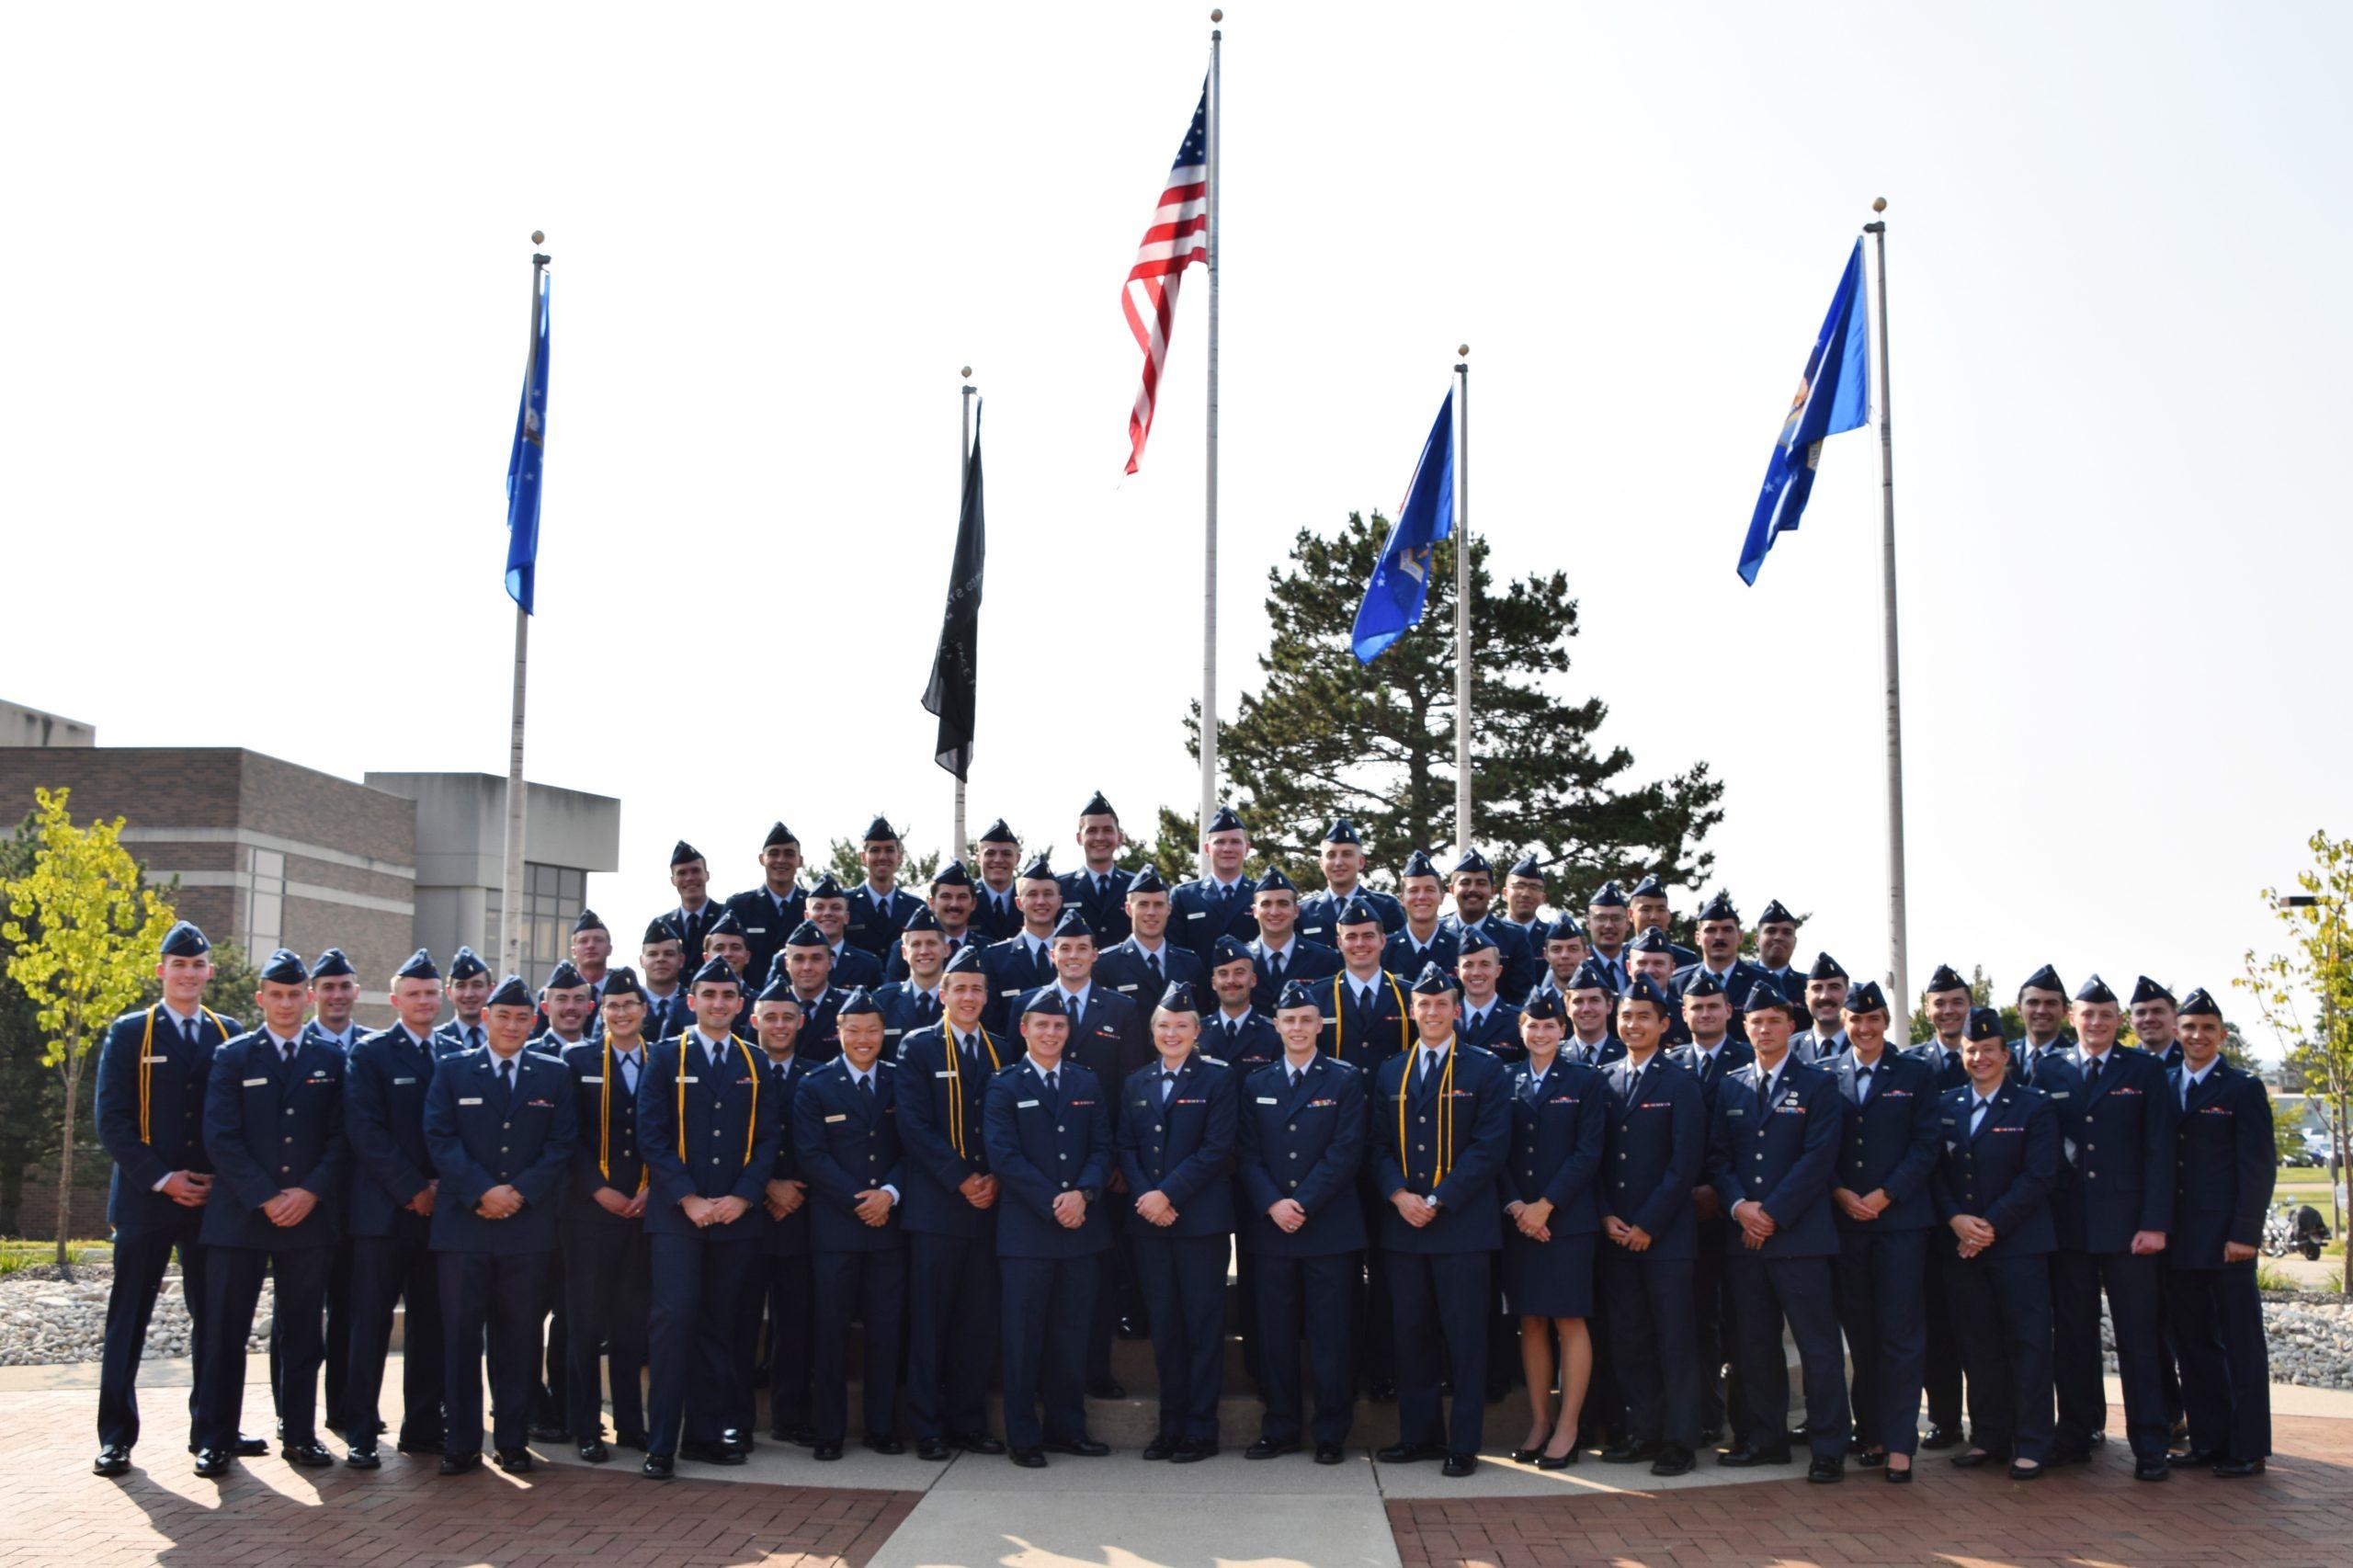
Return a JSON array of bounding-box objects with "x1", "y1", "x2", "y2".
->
[
  {"x1": 95, "y1": 1004, "x2": 239, "y2": 1236},
  {"x1": 1597, "y1": 1053, "x2": 1706, "y2": 1260},
  {"x1": 872, "y1": 981, "x2": 944, "y2": 1061},
  {"x1": 981, "y1": 1058, "x2": 1114, "y2": 1259},
  {"x1": 199, "y1": 1030, "x2": 347, "y2": 1251},
  {"x1": 758, "y1": 1051, "x2": 816, "y2": 1257},
  {"x1": 1203, "y1": 1008, "x2": 1282, "y2": 1075},
  {"x1": 1115, "y1": 1052, "x2": 1238, "y2": 1237},
  {"x1": 1247, "y1": 936, "x2": 1343, "y2": 1013},
  {"x1": 1296, "y1": 885, "x2": 1407, "y2": 949},
  {"x1": 1706, "y1": 1059, "x2": 1842, "y2": 1257},
  {"x1": 343, "y1": 1025, "x2": 440, "y2": 1240},
  {"x1": 1458, "y1": 998, "x2": 1526, "y2": 1065},
  {"x1": 1500, "y1": 1057, "x2": 1608, "y2": 1233},
  {"x1": 1015, "y1": 984, "x2": 1147, "y2": 1095},
  {"x1": 1439, "y1": 915, "x2": 1540, "y2": 1001},
  {"x1": 842, "y1": 884, "x2": 918, "y2": 958},
  {"x1": 1930, "y1": 1081, "x2": 2061, "y2": 1256},
  {"x1": 1093, "y1": 937, "x2": 1207, "y2": 1013},
  {"x1": 638, "y1": 1030, "x2": 783, "y2": 1243},
  {"x1": 1058, "y1": 866, "x2": 1136, "y2": 947},
  {"x1": 1370, "y1": 1040, "x2": 1512, "y2": 1254},
  {"x1": 421, "y1": 1046, "x2": 576, "y2": 1254},
  {"x1": 1236, "y1": 1055, "x2": 1368, "y2": 1256},
  {"x1": 725, "y1": 883, "x2": 807, "y2": 983},
  {"x1": 1169, "y1": 875, "x2": 1260, "y2": 965},
  {"x1": 791, "y1": 1058, "x2": 908, "y2": 1252},
  {"x1": 978, "y1": 936, "x2": 1058, "y2": 1031},
  {"x1": 1381, "y1": 926, "x2": 1460, "y2": 983},
  {"x1": 892, "y1": 1022, "x2": 1011, "y2": 1239},
  {"x1": 2167, "y1": 1062, "x2": 2274, "y2": 1268},
  {"x1": 2047, "y1": 1044, "x2": 2178, "y2": 1254},
  {"x1": 1313, "y1": 967, "x2": 1419, "y2": 1073},
  {"x1": 560, "y1": 1038, "x2": 652, "y2": 1225},
  {"x1": 1830, "y1": 1051, "x2": 1942, "y2": 1231}
]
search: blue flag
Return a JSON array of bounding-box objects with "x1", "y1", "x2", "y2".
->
[
  {"x1": 1352, "y1": 388, "x2": 1455, "y2": 663},
  {"x1": 504, "y1": 267, "x2": 551, "y2": 613},
  {"x1": 1736, "y1": 240, "x2": 1870, "y2": 585}
]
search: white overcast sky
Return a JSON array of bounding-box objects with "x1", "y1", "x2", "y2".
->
[{"x1": 5, "y1": 3, "x2": 2347, "y2": 1048}]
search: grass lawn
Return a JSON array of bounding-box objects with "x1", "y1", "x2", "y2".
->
[{"x1": 0, "y1": 1238, "x2": 112, "y2": 1276}]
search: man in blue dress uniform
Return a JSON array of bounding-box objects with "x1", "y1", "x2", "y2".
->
[
  {"x1": 190, "y1": 949, "x2": 347, "y2": 1478},
  {"x1": 1093, "y1": 866, "x2": 1208, "y2": 1009},
  {"x1": 1596, "y1": 974, "x2": 1707, "y2": 1476},
  {"x1": 1238, "y1": 980, "x2": 1368, "y2": 1463},
  {"x1": 636, "y1": 958, "x2": 782, "y2": 1479},
  {"x1": 1671, "y1": 970, "x2": 1754, "y2": 1441},
  {"x1": 1753, "y1": 900, "x2": 1805, "y2": 1002},
  {"x1": 1246, "y1": 868, "x2": 1341, "y2": 1012},
  {"x1": 1440, "y1": 851, "x2": 1540, "y2": 1002},
  {"x1": 1495, "y1": 851, "x2": 1552, "y2": 951},
  {"x1": 725, "y1": 821, "x2": 808, "y2": 987},
  {"x1": 339, "y1": 949, "x2": 447, "y2": 1468},
  {"x1": 804, "y1": 874, "x2": 886, "y2": 990},
  {"x1": 2048, "y1": 973, "x2": 2179, "y2": 1480},
  {"x1": 2129, "y1": 973, "x2": 2188, "y2": 1439},
  {"x1": 747, "y1": 981, "x2": 817, "y2": 1447},
  {"x1": 1533, "y1": 916, "x2": 1591, "y2": 1002},
  {"x1": 1452, "y1": 926, "x2": 1523, "y2": 1064},
  {"x1": 2164, "y1": 988, "x2": 2273, "y2": 1478},
  {"x1": 422, "y1": 972, "x2": 576, "y2": 1476},
  {"x1": 1627, "y1": 875, "x2": 1698, "y2": 968},
  {"x1": 1382, "y1": 850, "x2": 1458, "y2": 979},
  {"x1": 1296, "y1": 816, "x2": 1405, "y2": 949},
  {"x1": 844, "y1": 815, "x2": 917, "y2": 958},
  {"x1": 1058, "y1": 790, "x2": 1135, "y2": 947},
  {"x1": 979, "y1": 851, "x2": 1063, "y2": 1032},
  {"x1": 1791, "y1": 953, "x2": 1851, "y2": 1062},
  {"x1": 874, "y1": 903, "x2": 950, "y2": 1058},
  {"x1": 91, "y1": 920, "x2": 245, "y2": 1478},
  {"x1": 984, "y1": 991, "x2": 1115, "y2": 1466},
  {"x1": 294, "y1": 947, "x2": 361, "y2": 1441},
  {"x1": 1563, "y1": 959, "x2": 1626, "y2": 1067},
  {"x1": 772, "y1": 921, "x2": 848, "y2": 1063},
  {"x1": 970, "y1": 819, "x2": 1026, "y2": 942},
  {"x1": 1910, "y1": 963, "x2": 1974, "y2": 1449},
  {"x1": 2011, "y1": 962, "x2": 2075, "y2": 1078},
  {"x1": 666, "y1": 840, "x2": 722, "y2": 967},
  {"x1": 1674, "y1": 892, "x2": 1768, "y2": 1040},
  {"x1": 638, "y1": 919, "x2": 693, "y2": 1042},
  {"x1": 1625, "y1": 929, "x2": 1690, "y2": 1047},
  {"x1": 1708, "y1": 977, "x2": 1849, "y2": 1482},
  {"x1": 1826, "y1": 977, "x2": 1942, "y2": 1479},
  {"x1": 1935, "y1": 1006, "x2": 2062, "y2": 1479},
  {"x1": 432, "y1": 946, "x2": 494, "y2": 1060},
  {"x1": 558, "y1": 968, "x2": 657, "y2": 1462},
  {"x1": 1204, "y1": 934, "x2": 1282, "y2": 1074},
  {"x1": 1118, "y1": 982, "x2": 1239, "y2": 1461},
  {"x1": 884, "y1": 858, "x2": 982, "y2": 983},
  {"x1": 893, "y1": 945, "x2": 1009, "y2": 1460},
  {"x1": 1169, "y1": 805, "x2": 1259, "y2": 966},
  {"x1": 1315, "y1": 897, "x2": 1416, "y2": 1072},
  {"x1": 793, "y1": 988, "x2": 909, "y2": 1460},
  {"x1": 1581, "y1": 881, "x2": 1632, "y2": 992},
  {"x1": 1370, "y1": 963, "x2": 1511, "y2": 1478}
]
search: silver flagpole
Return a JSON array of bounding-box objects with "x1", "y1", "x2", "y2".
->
[
  {"x1": 956, "y1": 367, "x2": 975, "y2": 860},
  {"x1": 497, "y1": 240, "x2": 546, "y2": 980},
  {"x1": 1198, "y1": 10, "x2": 1222, "y2": 878},
  {"x1": 1453, "y1": 347, "x2": 1472, "y2": 860},
  {"x1": 1864, "y1": 198, "x2": 1911, "y2": 1039}
]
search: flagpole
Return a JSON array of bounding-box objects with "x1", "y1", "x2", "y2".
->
[
  {"x1": 1864, "y1": 198, "x2": 1910, "y2": 1040},
  {"x1": 1197, "y1": 9, "x2": 1222, "y2": 879},
  {"x1": 1452, "y1": 347, "x2": 1472, "y2": 860},
  {"x1": 498, "y1": 239, "x2": 547, "y2": 980},
  {"x1": 956, "y1": 367, "x2": 976, "y2": 861}
]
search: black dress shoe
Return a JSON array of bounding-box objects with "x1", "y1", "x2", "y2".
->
[
  {"x1": 1314, "y1": 1441, "x2": 1345, "y2": 1465},
  {"x1": 2167, "y1": 1449, "x2": 2217, "y2": 1470},
  {"x1": 775, "y1": 1424, "x2": 818, "y2": 1449},
  {"x1": 1883, "y1": 1461, "x2": 1914, "y2": 1484},
  {"x1": 235, "y1": 1434, "x2": 268, "y2": 1457},
  {"x1": 640, "y1": 1454, "x2": 674, "y2": 1481},
  {"x1": 1142, "y1": 1433, "x2": 1178, "y2": 1461},
  {"x1": 615, "y1": 1430, "x2": 650, "y2": 1452},
  {"x1": 1650, "y1": 1444, "x2": 1695, "y2": 1477},
  {"x1": 917, "y1": 1437, "x2": 952, "y2": 1461},
  {"x1": 2212, "y1": 1457, "x2": 2267, "y2": 1478},
  {"x1": 953, "y1": 1430, "x2": 1006, "y2": 1455},
  {"x1": 1247, "y1": 1438, "x2": 1302, "y2": 1460},
  {"x1": 1808, "y1": 1457, "x2": 1845, "y2": 1483},
  {"x1": 1010, "y1": 1447, "x2": 1047, "y2": 1468},
  {"x1": 528, "y1": 1422, "x2": 567, "y2": 1443},
  {"x1": 438, "y1": 1452, "x2": 481, "y2": 1476},
  {"x1": 1171, "y1": 1438, "x2": 1217, "y2": 1464},
  {"x1": 282, "y1": 1441, "x2": 335, "y2": 1469},
  {"x1": 1086, "y1": 1381, "x2": 1126, "y2": 1401},
  {"x1": 1375, "y1": 1441, "x2": 1446, "y2": 1463},
  {"x1": 1920, "y1": 1424, "x2": 1963, "y2": 1449},
  {"x1": 345, "y1": 1443, "x2": 381, "y2": 1470},
  {"x1": 679, "y1": 1438, "x2": 748, "y2": 1466},
  {"x1": 494, "y1": 1448, "x2": 533, "y2": 1474},
  {"x1": 1949, "y1": 1448, "x2": 2005, "y2": 1468},
  {"x1": 1537, "y1": 1447, "x2": 1580, "y2": 1470},
  {"x1": 1442, "y1": 1451, "x2": 1478, "y2": 1478},
  {"x1": 1118, "y1": 1315, "x2": 1151, "y2": 1340},
  {"x1": 812, "y1": 1441, "x2": 844, "y2": 1461},
  {"x1": 396, "y1": 1434, "x2": 443, "y2": 1455},
  {"x1": 2008, "y1": 1460, "x2": 2044, "y2": 1481},
  {"x1": 1854, "y1": 1448, "x2": 1886, "y2": 1469},
  {"x1": 722, "y1": 1427, "x2": 756, "y2": 1455},
  {"x1": 1045, "y1": 1437, "x2": 1110, "y2": 1458},
  {"x1": 93, "y1": 1446, "x2": 132, "y2": 1477},
  {"x1": 192, "y1": 1447, "x2": 233, "y2": 1478},
  {"x1": 1718, "y1": 1445, "x2": 1792, "y2": 1468},
  {"x1": 1599, "y1": 1440, "x2": 1660, "y2": 1465},
  {"x1": 2135, "y1": 1459, "x2": 2171, "y2": 1482},
  {"x1": 577, "y1": 1439, "x2": 610, "y2": 1464},
  {"x1": 863, "y1": 1434, "x2": 905, "y2": 1456}
]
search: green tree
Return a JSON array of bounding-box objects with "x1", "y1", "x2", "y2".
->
[
  {"x1": 0, "y1": 812, "x2": 58, "y2": 1234},
  {"x1": 1, "y1": 789, "x2": 176, "y2": 1268},
  {"x1": 1182, "y1": 517, "x2": 1722, "y2": 892},
  {"x1": 2238, "y1": 830, "x2": 2353, "y2": 1290}
]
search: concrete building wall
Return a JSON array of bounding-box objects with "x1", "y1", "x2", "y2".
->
[{"x1": 0, "y1": 699, "x2": 96, "y2": 749}]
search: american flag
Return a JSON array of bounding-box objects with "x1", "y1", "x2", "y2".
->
[{"x1": 1120, "y1": 84, "x2": 1209, "y2": 476}]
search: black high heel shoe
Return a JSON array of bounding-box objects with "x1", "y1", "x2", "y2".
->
[{"x1": 1537, "y1": 1444, "x2": 1581, "y2": 1470}]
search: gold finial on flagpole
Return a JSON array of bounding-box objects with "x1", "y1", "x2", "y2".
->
[
  {"x1": 1871, "y1": 198, "x2": 1886, "y2": 213},
  {"x1": 961, "y1": 366, "x2": 972, "y2": 380},
  {"x1": 531, "y1": 231, "x2": 545, "y2": 244},
  {"x1": 1211, "y1": 8, "x2": 1222, "y2": 20}
]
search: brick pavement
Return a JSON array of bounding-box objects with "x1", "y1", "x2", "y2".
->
[
  {"x1": 1388, "y1": 1411, "x2": 2353, "y2": 1568},
  {"x1": 0, "y1": 1390, "x2": 917, "y2": 1568}
]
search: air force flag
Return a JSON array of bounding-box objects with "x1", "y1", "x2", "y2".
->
[
  {"x1": 1736, "y1": 241, "x2": 1870, "y2": 585},
  {"x1": 1352, "y1": 388, "x2": 1456, "y2": 663}
]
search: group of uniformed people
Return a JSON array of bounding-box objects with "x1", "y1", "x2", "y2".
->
[{"x1": 86, "y1": 798, "x2": 2279, "y2": 1486}]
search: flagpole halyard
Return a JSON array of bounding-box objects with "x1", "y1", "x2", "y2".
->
[
  {"x1": 1453, "y1": 346, "x2": 1472, "y2": 863},
  {"x1": 1199, "y1": 11, "x2": 1222, "y2": 879},
  {"x1": 1864, "y1": 198, "x2": 1911, "y2": 1039},
  {"x1": 957, "y1": 367, "x2": 976, "y2": 861},
  {"x1": 498, "y1": 236, "x2": 548, "y2": 981}
]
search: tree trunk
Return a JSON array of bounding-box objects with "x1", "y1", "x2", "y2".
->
[{"x1": 54, "y1": 1062, "x2": 76, "y2": 1278}]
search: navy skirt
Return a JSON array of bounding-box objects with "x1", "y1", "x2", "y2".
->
[{"x1": 1501, "y1": 1229, "x2": 1596, "y2": 1320}]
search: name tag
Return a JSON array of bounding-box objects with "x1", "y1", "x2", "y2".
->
[
  {"x1": 2047, "y1": 1091, "x2": 2070, "y2": 1100},
  {"x1": 1017, "y1": 1098, "x2": 1040, "y2": 1108},
  {"x1": 1000, "y1": 987, "x2": 1023, "y2": 997},
  {"x1": 747, "y1": 926, "x2": 767, "y2": 936},
  {"x1": 1117, "y1": 983, "x2": 1139, "y2": 993},
  {"x1": 936, "y1": 1070, "x2": 958, "y2": 1078},
  {"x1": 241, "y1": 1076, "x2": 267, "y2": 1087},
  {"x1": 679, "y1": 1075, "x2": 699, "y2": 1084},
  {"x1": 143, "y1": 1054, "x2": 169, "y2": 1063},
  {"x1": 459, "y1": 1096, "x2": 483, "y2": 1106},
  {"x1": 825, "y1": 1113, "x2": 847, "y2": 1124},
  {"x1": 580, "y1": 1074, "x2": 603, "y2": 1083},
  {"x1": 1186, "y1": 911, "x2": 1206, "y2": 920},
  {"x1": 1256, "y1": 1096, "x2": 1279, "y2": 1105},
  {"x1": 1728, "y1": 1107, "x2": 1746, "y2": 1118},
  {"x1": 392, "y1": 1076, "x2": 417, "y2": 1085}
]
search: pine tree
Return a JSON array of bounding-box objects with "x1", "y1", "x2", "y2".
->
[{"x1": 1180, "y1": 514, "x2": 1723, "y2": 891}]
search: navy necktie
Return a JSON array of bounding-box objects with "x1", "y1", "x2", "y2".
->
[{"x1": 498, "y1": 1056, "x2": 516, "y2": 1108}]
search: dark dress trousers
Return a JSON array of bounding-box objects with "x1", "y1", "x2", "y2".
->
[
  {"x1": 1237, "y1": 1054, "x2": 1367, "y2": 1446},
  {"x1": 1931, "y1": 1081, "x2": 2061, "y2": 1464},
  {"x1": 195, "y1": 1030, "x2": 347, "y2": 1453},
  {"x1": 1830, "y1": 1050, "x2": 1942, "y2": 1456},
  {"x1": 791, "y1": 1057, "x2": 910, "y2": 1444},
  {"x1": 93, "y1": 1004, "x2": 236, "y2": 1452},
  {"x1": 2165, "y1": 1061, "x2": 2274, "y2": 1466},
  {"x1": 559, "y1": 1039, "x2": 655, "y2": 1444},
  {"x1": 893, "y1": 1022, "x2": 1009, "y2": 1441},
  {"x1": 341, "y1": 1025, "x2": 446, "y2": 1449},
  {"x1": 1905, "y1": 1040, "x2": 1972, "y2": 1433},
  {"x1": 1597, "y1": 1052, "x2": 1706, "y2": 1452},
  {"x1": 1117, "y1": 1052, "x2": 1239, "y2": 1444}
]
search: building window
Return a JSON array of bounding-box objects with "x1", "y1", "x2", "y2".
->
[
  {"x1": 247, "y1": 847, "x2": 285, "y2": 964},
  {"x1": 487, "y1": 861, "x2": 586, "y2": 983}
]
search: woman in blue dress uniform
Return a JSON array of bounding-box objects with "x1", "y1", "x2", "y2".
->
[{"x1": 1499, "y1": 991, "x2": 1607, "y2": 1468}]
